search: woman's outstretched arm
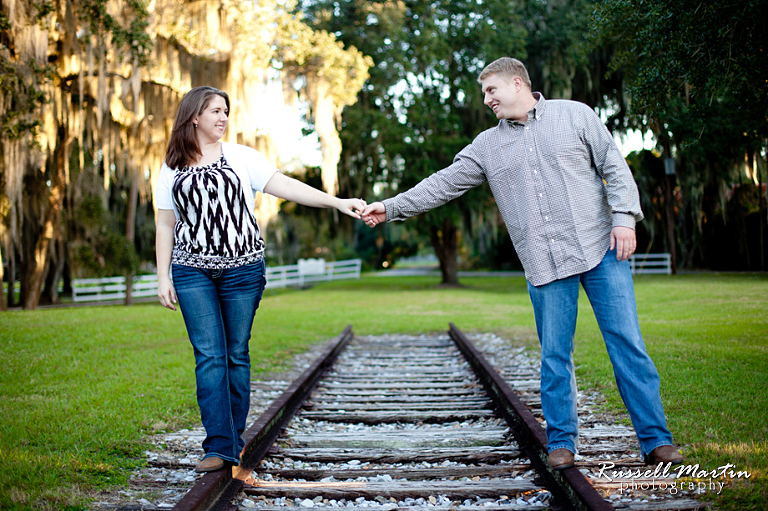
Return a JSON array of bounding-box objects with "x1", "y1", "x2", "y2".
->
[{"x1": 263, "y1": 172, "x2": 366, "y2": 219}]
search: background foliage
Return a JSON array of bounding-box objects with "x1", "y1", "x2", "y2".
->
[
  {"x1": 588, "y1": 0, "x2": 768, "y2": 270},
  {"x1": 300, "y1": 0, "x2": 766, "y2": 282},
  {"x1": 0, "y1": 0, "x2": 370, "y2": 309},
  {"x1": 1, "y1": 0, "x2": 766, "y2": 305}
]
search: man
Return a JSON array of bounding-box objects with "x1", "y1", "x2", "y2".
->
[{"x1": 362, "y1": 57, "x2": 682, "y2": 470}]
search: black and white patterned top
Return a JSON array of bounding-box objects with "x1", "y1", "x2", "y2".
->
[
  {"x1": 384, "y1": 93, "x2": 643, "y2": 286},
  {"x1": 170, "y1": 154, "x2": 265, "y2": 269}
]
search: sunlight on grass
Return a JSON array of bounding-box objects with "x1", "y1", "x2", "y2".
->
[
  {"x1": 687, "y1": 442, "x2": 768, "y2": 511},
  {"x1": 695, "y1": 442, "x2": 768, "y2": 460}
]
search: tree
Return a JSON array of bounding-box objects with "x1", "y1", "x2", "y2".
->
[
  {"x1": 300, "y1": 0, "x2": 528, "y2": 284},
  {"x1": 0, "y1": 0, "x2": 371, "y2": 309},
  {"x1": 588, "y1": 0, "x2": 768, "y2": 270},
  {"x1": 301, "y1": 0, "x2": 630, "y2": 282},
  {"x1": 0, "y1": 0, "x2": 152, "y2": 309}
]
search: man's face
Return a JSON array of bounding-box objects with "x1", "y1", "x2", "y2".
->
[{"x1": 481, "y1": 73, "x2": 520, "y2": 120}]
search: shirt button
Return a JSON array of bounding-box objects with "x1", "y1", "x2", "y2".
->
[
  {"x1": 544, "y1": 216, "x2": 549, "y2": 221},
  {"x1": 538, "y1": 193, "x2": 543, "y2": 197},
  {"x1": 529, "y1": 148, "x2": 533, "y2": 152},
  {"x1": 550, "y1": 239, "x2": 555, "y2": 243}
]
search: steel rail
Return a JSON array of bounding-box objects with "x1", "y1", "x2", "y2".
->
[
  {"x1": 448, "y1": 323, "x2": 615, "y2": 511},
  {"x1": 172, "y1": 324, "x2": 614, "y2": 511},
  {"x1": 172, "y1": 325, "x2": 354, "y2": 511}
]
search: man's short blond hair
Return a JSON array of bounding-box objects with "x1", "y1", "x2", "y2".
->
[{"x1": 478, "y1": 57, "x2": 532, "y2": 89}]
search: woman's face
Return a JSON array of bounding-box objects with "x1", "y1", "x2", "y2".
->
[{"x1": 194, "y1": 95, "x2": 229, "y2": 144}]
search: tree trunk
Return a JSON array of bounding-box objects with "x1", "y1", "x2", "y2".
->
[
  {"x1": 429, "y1": 218, "x2": 460, "y2": 286},
  {"x1": 657, "y1": 130, "x2": 678, "y2": 274},
  {"x1": 124, "y1": 168, "x2": 139, "y2": 306},
  {"x1": 41, "y1": 241, "x2": 57, "y2": 305},
  {"x1": 22, "y1": 210, "x2": 53, "y2": 310},
  {"x1": 6, "y1": 241, "x2": 15, "y2": 308},
  {"x1": 664, "y1": 173, "x2": 678, "y2": 274},
  {"x1": 42, "y1": 236, "x2": 66, "y2": 304},
  {"x1": 0, "y1": 242, "x2": 6, "y2": 311},
  {"x1": 22, "y1": 127, "x2": 67, "y2": 310},
  {"x1": 760, "y1": 143, "x2": 766, "y2": 272}
]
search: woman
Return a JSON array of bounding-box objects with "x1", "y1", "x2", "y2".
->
[{"x1": 154, "y1": 86, "x2": 365, "y2": 473}]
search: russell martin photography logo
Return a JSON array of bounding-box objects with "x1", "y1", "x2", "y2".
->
[{"x1": 595, "y1": 462, "x2": 752, "y2": 495}]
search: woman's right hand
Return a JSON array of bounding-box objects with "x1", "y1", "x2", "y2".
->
[
  {"x1": 158, "y1": 275, "x2": 177, "y2": 311},
  {"x1": 336, "y1": 197, "x2": 367, "y2": 219}
]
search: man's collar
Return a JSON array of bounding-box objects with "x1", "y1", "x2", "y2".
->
[{"x1": 505, "y1": 92, "x2": 546, "y2": 127}]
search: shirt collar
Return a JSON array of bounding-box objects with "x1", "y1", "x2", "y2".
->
[{"x1": 505, "y1": 92, "x2": 546, "y2": 127}]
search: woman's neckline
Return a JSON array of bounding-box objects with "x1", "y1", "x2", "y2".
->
[
  {"x1": 189, "y1": 141, "x2": 224, "y2": 168},
  {"x1": 186, "y1": 153, "x2": 224, "y2": 171}
]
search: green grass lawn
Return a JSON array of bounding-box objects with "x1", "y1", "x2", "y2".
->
[{"x1": 0, "y1": 272, "x2": 766, "y2": 510}]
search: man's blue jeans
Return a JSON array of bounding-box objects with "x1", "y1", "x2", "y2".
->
[
  {"x1": 527, "y1": 248, "x2": 673, "y2": 457},
  {"x1": 172, "y1": 260, "x2": 266, "y2": 463}
]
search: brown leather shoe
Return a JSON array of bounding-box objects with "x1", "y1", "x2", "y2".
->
[
  {"x1": 195, "y1": 456, "x2": 225, "y2": 473},
  {"x1": 548, "y1": 448, "x2": 575, "y2": 470},
  {"x1": 644, "y1": 445, "x2": 684, "y2": 465}
]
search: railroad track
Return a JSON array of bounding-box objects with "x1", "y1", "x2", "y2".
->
[{"x1": 108, "y1": 326, "x2": 706, "y2": 511}]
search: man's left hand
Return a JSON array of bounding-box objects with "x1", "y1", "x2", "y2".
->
[{"x1": 610, "y1": 226, "x2": 637, "y2": 261}]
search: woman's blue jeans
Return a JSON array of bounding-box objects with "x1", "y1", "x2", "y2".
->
[
  {"x1": 172, "y1": 260, "x2": 266, "y2": 463},
  {"x1": 527, "y1": 248, "x2": 673, "y2": 457}
]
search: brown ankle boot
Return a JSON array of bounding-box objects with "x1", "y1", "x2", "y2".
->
[
  {"x1": 195, "y1": 456, "x2": 225, "y2": 473},
  {"x1": 644, "y1": 445, "x2": 683, "y2": 465},
  {"x1": 548, "y1": 448, "x2": 575, "y2": 470}
]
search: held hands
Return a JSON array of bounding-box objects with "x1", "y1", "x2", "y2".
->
[
  {"x1": 338, "y1": 198, "x2": 368, "y2": 219},
  {"x1": 336, "y1": 197, "x2": 384, "y2": 225},
  {"x1": 157, "y1": 275, "x2": 177, "y2": 311},
  {"x1": 610, "y1": 226, "x2": 637, "y2": 261},
  {"x1": 362, "y1": 202, "x2": 386, "y2": 227}
]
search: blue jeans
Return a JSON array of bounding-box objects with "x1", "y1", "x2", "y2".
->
[
  {"x1": 527, "y1": 248, "x2": 673, "y2": 457},
  {"x1": 172, "y1": 260, "x2": 266, "y2": 463}
]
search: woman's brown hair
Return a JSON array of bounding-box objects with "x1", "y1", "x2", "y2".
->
[{"x1": 164, "y1": 86, "x2": 230, "y2": 170}]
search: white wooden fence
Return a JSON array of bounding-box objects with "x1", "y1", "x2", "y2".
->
[
  {"x1": 71, "y1": 274, "x2": 161, "y2": 303},
  {"x1": 264, "y1": 258, "x2": 362, "y2": 289},
  {"x1": 71, "y1": 258, "x2": 363, "y2": 303},
  {"x1": 70, "y1": 254, "x2": 668, "y2": 303},
  {"x1": 629, "y1": 253, "x2": 672, "y2": 275}
]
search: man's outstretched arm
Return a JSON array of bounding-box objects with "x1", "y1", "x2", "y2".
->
[{"x1": 363, "y1": 142, "x2": 488, "y2": 227}]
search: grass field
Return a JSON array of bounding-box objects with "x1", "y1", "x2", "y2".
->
[{"x1": 0, "y1": 272, "x2": 766, "y2": 510}]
